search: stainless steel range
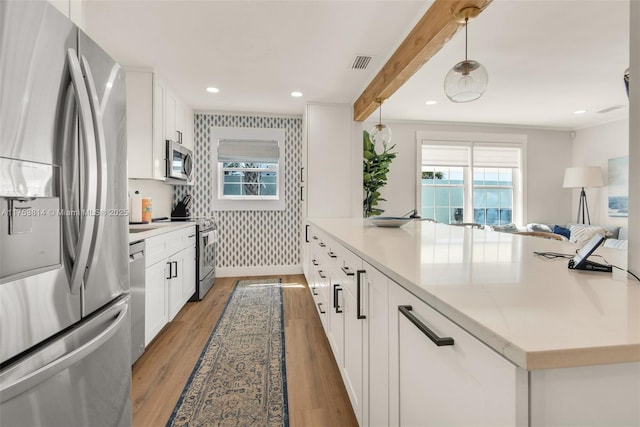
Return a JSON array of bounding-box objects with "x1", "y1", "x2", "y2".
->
[{"x1": 192, "y1": 219, "x2": 216, "y2": 301}]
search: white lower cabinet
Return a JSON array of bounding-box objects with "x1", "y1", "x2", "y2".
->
[
  {"x1": 364, "y1": 265, "x2": 389, "y2": 427},
  {"x1": 304, "y1": 222, "x2": 639, "y2": 427},
  {"x1": 388, "y1": 281, "x2": 527, "y2": 427},
  {"x1": 144, "y1": 260, "x2": 168, "y2": 346},
  {"x1": 143, "y1": 226, "x2": 196, "y2": 345},
  {"x1": 182, "y1": 245, "x2": 197, "y2": 301}
]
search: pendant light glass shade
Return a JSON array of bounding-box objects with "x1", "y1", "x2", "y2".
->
[
  {"x1": 444, "y1": 60, "x2": 488, "y2": 102},
  {"x1": 370, "y1": 123, "x2": 392, "y2": 146},
  {"x1": 444, "y1": 8, "x2": 487, "y2": 103},
  {"x1": 369, "y1": 98, "x2": 391, "y2": 145}
]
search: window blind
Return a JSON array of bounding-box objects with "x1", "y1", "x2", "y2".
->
[
  {"x1": 473, "y1": 146, "x2": 520, "y2": 168},
  {"x1": 218, "y1": 139, "x2": 280, "y2": 163},
  {"x1": 422, "y1": 145, "x2": 470, "y2": 167}
]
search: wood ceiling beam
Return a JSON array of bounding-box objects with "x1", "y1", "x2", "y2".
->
[{"x1": 353, "y1": 0, "x2": 493, "y2": 122}]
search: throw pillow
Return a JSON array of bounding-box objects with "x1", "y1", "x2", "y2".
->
[
  {"x1": 553, "y1": 225, "x2": 571, "y2": 239},
  {"x1": 527, "y1": 223, "x2": 553, "y2": 233},
  {"x1": 569, "y1": 225, "x2": 611, "y2": 245},
  {"x1": 603, "y1": 239, "x2": 628, "y2": 250}
]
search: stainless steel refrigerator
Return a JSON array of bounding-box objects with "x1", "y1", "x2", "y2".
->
[{"x1": 0, "y1": 1, "x2": 132, "y2": 425}]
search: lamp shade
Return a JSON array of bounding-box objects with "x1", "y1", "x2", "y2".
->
[{"x1": 562, "y1": 166, "x2": 603, "y2": 188}]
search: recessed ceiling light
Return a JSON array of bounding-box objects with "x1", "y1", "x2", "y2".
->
[
  {"x1": 573, "y1": 109, "x2": 587, "y2": 115},
  {"x1": 290, "y1": 91, "x2": 303, "y2": 98},
  {"x1": 425, "y1": 100, "x2": 437, "y2": 105},
  {"x1": 206, "y1": 87, "x2": 219, "y2": 93}
]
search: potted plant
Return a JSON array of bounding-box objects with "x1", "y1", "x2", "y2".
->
[{"x1": 363, "y1": 130, "x2": 397, "y2": 217}]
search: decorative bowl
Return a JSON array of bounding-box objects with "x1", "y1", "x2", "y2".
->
[{"x1": 367, "y1": 217, "x2": 414, "y2": 228}]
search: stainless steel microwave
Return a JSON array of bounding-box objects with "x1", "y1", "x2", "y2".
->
[{"x1": 166, "y1": 140, "x2": 193, "y2": 181}]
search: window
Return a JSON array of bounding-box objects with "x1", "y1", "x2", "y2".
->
[
  {"x1": 211, "y1": 127, "x2": 286, "y2": 211},
  {"x1": 419, "y1": 138, "x2": 524, "y2": 226}
]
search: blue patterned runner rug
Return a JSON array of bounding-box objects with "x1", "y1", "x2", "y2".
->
[{"x1": 167, "y1": 278, "x2": 288, "y2": 426}]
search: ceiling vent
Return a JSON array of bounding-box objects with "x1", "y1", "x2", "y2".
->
[
  {"x1": 597, "y1": 105, "x2": 624, "y2": 114},
  {"x1": 351, "y1": 55, "x2": 373, "y2": 70}
]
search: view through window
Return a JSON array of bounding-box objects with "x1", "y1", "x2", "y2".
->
[{"x1": 421, "y1": 143, "x2": 522, "y2": 226}]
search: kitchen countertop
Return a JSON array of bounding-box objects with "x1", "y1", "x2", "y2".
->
[
  {"x1": 309, "y1": 218, "x2": 640, "y2": 371},
  {"x1": 128, "y1": 221, "x2": 196, "y2": 243}
]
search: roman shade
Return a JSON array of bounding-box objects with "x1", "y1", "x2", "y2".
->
[
  {"x1": 218, "y1": 139, "x2": 280, "y2": 163},
  {"x1": 473, "y1": 146, "x2": 520, "y2": 168},
  {"x1": 422, "y1": 145, "x2": 470, "y2": 166}
]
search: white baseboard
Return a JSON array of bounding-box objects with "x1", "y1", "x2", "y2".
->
[{"x1": 216, "y1": 264, "x2": 303, "y2": 278}]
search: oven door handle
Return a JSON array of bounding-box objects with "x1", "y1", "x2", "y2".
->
[{"x1": 202, "y1": 230, "x2": 216, "y2": 247}]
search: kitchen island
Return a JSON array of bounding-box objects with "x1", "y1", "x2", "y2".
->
[{"x1": 305, "y1": 218, "x2": 640, "y2": 426}]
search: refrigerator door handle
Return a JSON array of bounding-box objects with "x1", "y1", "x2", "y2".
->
[
  {"x1": 67, "y1": 48, "x2": 98, "y2": 295},
  {"x1": 61, "y1": 84, "x2": 80, "y2": 270},
  {"x1": 79, "y1": 55, "x2": 108, "y2": 281},
  {"x1": 0, "y1": 299, "x2": 129, "y2": 403}
]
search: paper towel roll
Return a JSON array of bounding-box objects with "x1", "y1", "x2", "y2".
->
[
  {"x1": 141, "y1": 198, "x2": 152, "y2": 223},
  {"x1": 130, "y1": 192, "x2": 142, "y2": 223}
]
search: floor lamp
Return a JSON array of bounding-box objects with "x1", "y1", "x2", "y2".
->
[{"x1": 563, "y1": 166, "x2": 604, "y2": 225}]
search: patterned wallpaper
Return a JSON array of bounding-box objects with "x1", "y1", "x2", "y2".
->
[{"x1": 173, "y1": 114, "x2": 302, "y2": 271}]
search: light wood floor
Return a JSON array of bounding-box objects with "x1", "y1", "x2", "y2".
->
[{"x1": 131, "y1": 274, "x2": 358, "y2": 427}]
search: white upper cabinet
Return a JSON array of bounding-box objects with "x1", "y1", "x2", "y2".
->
[
  {"x1": 126, "y1": 71, "x2": 193, "y2": 180},
  {"x1": 165, "y1": 89, "x2": 193, "y2": 152}
]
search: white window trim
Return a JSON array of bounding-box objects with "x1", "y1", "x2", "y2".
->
[
  {"x1": 415, "y1": 131, "x2": 527, "y2": 225},
  {"x1": 211, "y1": 126, "x2": 286, "y2": 211}
]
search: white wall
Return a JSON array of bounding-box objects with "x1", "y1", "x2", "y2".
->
[
  {"x1": 572, "y1": 119, "x2": 629, "y2": 232},
  {"x1": 628, "y1": 0, "x2": 639, "y2": 274},
  {"x1": 362, "y1": 120, "x2": 573, "y2": 226}
]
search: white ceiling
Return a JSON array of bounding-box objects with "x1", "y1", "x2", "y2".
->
[{"x1": 83, "y1": 0, "x2": 630, "y2": 130}]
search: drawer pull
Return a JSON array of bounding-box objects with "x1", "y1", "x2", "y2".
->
[
  {"x1": 312, "y1": 259, "x2": 319, "y2": 266},
  {"x1": 318, "y1": 270, "x2": 326, "y2": 279},
  {"x1": 356, "y1": 269, "x2": 366, "y2": 320},
  {"x1": 312, "y1": 235, "x2": 318, "y2": 240},
  {"x1": 398, "y1": 305, "x2": 454, "y2": 346},
  {"x1": 341, "y1": 266, "x2": 354, "y2": 276},
  {"x1": 328, "y1": 251, "x2": 337, "y2": 258},
  {"x1": 318, "y1": 302, "x2": 326, "y2": 314},
  {"x1": 312, "y1": 286, "x2": 318, "y2": 296},
  {"x1": 333, "y1": 284, "x2": 343, "y2": 313},
  {"x1": 319, "y1": 242, "x2": 326, "y2": 248}
]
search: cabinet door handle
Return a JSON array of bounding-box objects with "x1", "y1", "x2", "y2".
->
[
  {"x1": 312, "y1": 285, "x2": 318, "y2": 296},
  {"x1": 333, "y1": 284, "x2": 343, "y2": 313},
  {"x1": 356, "y1": 269, "x2": 366, "y2": 320},
  {"x1": 312, "y1": 259, "x2": 319, "y2": 266},
  {"x1": 398, "y1": 305, "x2": 454, "y2": 346},
  {"x1": 318, "y1": 302, "x2": 325, "y2": 314},
  {"x1": 319, "y1": 242, "x2": 326, "y2": 248},
  {"x1": 166, "y1": 261, "x2": 172, "y2": 280},
  {"x1": 328, "y1": 251, "x2": 337, "y2": 258},
  {"x1": 318, "y1": 270, "x2": 326, "y2": 279},
  {"x1": 300, "y1": 186, "x2": 304, "y2": 202},
  {"x1": 172, "y1": 261, "x2": 178, "y2": 278},
  {"x1": 341, "y1": 266, "x2": 354, "y2": 276},
  {"x1": 305, "y1": 225, "x2": 309, "y2": 243}
]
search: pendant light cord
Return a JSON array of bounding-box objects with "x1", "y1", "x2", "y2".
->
[
  {"x1": 378, "y1": 101, "x2": 382, "y2": 126},
  {"x1": 464, "y1": 17, "x2": 468, "y2": 62}
]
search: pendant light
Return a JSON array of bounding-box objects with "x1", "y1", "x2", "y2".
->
[
  {"x1": 444, "y1": 6, "x2": 488, "y2": 103},
  {"x1": 369, "y1": 97, "x2": 391, "y2": 146}
]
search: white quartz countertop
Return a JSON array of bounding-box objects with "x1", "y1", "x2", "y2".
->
[
  {"x1": 128, "y1": 221, "x2": 196, "y2": 243},
  {"x1": 309, "y1": 218, "x2": 640, "y2": 370}
]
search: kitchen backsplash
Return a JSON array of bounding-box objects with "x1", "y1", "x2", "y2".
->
[
  {"x1": 174, "y1": 113, "x2": 302, "y2": 274},
  {"x1": 128, "y1": 179, "x2": 174, "y2": 219}
]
